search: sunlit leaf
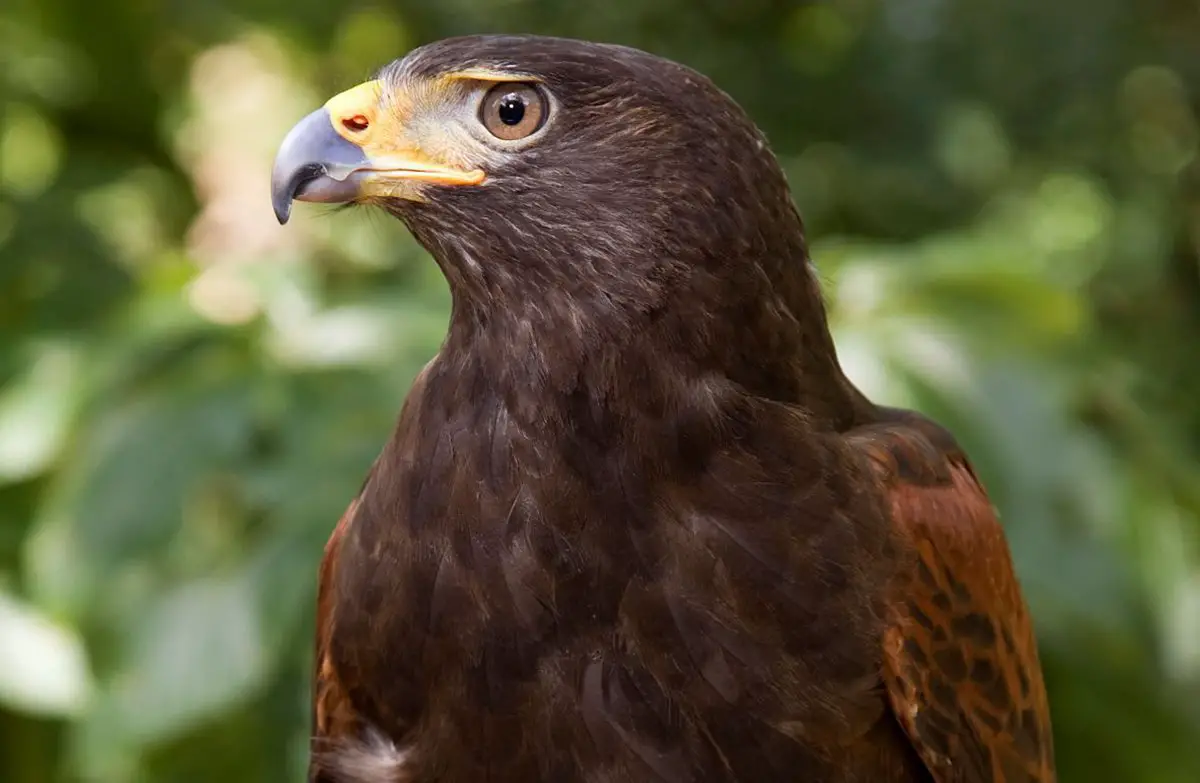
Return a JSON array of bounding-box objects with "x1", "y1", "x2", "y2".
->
[
  {"x1": 0, "y1": 341, "x2": 81, "y2": 482},
  {"x1": 0, "y1": 589, "x2": 92, "y2": 716}
]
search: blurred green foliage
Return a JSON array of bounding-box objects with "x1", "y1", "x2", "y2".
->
[{"x1": 1, "y1": 0, "x2": 1199, "y2": 781}]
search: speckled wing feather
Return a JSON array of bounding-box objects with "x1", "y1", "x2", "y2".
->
[
  {"x1": 848, "y1": 409, "x2": 1056, "y2": 783},
  {"x1": 306, "y1": 366, "x2": 437, "y2": 783},
  {"x1": 308, "y1": 496, "x2": 364, "y2": 783}
]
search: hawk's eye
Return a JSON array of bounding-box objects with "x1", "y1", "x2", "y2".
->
[{"x1": 480, "y1": 83, "x2": 547, "y2": 141}]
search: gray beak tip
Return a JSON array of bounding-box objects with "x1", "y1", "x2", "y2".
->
[{"x1": 272, "y1": 191, "x2": 293, "y2": 225}]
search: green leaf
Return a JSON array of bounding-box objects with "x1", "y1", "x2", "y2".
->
[{"x1": 104, "y1": 576, "x2": 266, "y2": 746}]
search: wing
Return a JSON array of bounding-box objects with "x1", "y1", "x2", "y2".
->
[
  {"x1": 307, "y1": 362, "x2": 436, "y2": 783},
  {"x1": 847, "y1": 408, "x2": 1056, "y2": 783},
  {"x1": 308, "y1": 496, "x2": 363, "y2": 782}
]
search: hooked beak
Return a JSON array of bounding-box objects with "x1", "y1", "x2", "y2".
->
[{"x1": 270, "y1": 79, "x2": 486, "y2": 224}]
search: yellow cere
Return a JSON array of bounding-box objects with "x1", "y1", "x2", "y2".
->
[{"x1": 324, "y1": 80, "x2": 385, "y2": 144}]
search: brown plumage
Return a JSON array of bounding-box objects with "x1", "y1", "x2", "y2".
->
[{"x1": 271, "y1": 34, "x2": 1056, "y2": 783}]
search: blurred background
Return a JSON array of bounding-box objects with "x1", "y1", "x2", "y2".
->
[{"x1": 1, "y1": 0, "x2": 1198, "y2": 780}]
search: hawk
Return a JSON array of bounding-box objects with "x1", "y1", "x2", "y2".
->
[{"x1": 270, "y1": 34, "x2": 1056, "y2": 783}]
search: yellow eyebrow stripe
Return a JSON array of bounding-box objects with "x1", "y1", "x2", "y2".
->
[{"x1": 441, "y1": 68, "x2": 543, "y2": 84}]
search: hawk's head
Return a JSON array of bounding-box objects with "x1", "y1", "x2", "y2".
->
[{"x1": 272, "y1": 35, "x2": 806, "y2": 317}]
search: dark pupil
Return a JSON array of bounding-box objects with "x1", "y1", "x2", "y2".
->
[{"x1": 497, "y1": 94, "x2": 526, "y2": 126}]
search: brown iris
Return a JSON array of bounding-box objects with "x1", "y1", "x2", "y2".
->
[{"x1": 479, "y1": 83, "x2": 547, "y2": 141}]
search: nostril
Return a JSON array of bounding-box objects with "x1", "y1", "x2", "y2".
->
[{"x1": 342, "y1": 115, "x2": 369, "y2": 133}]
